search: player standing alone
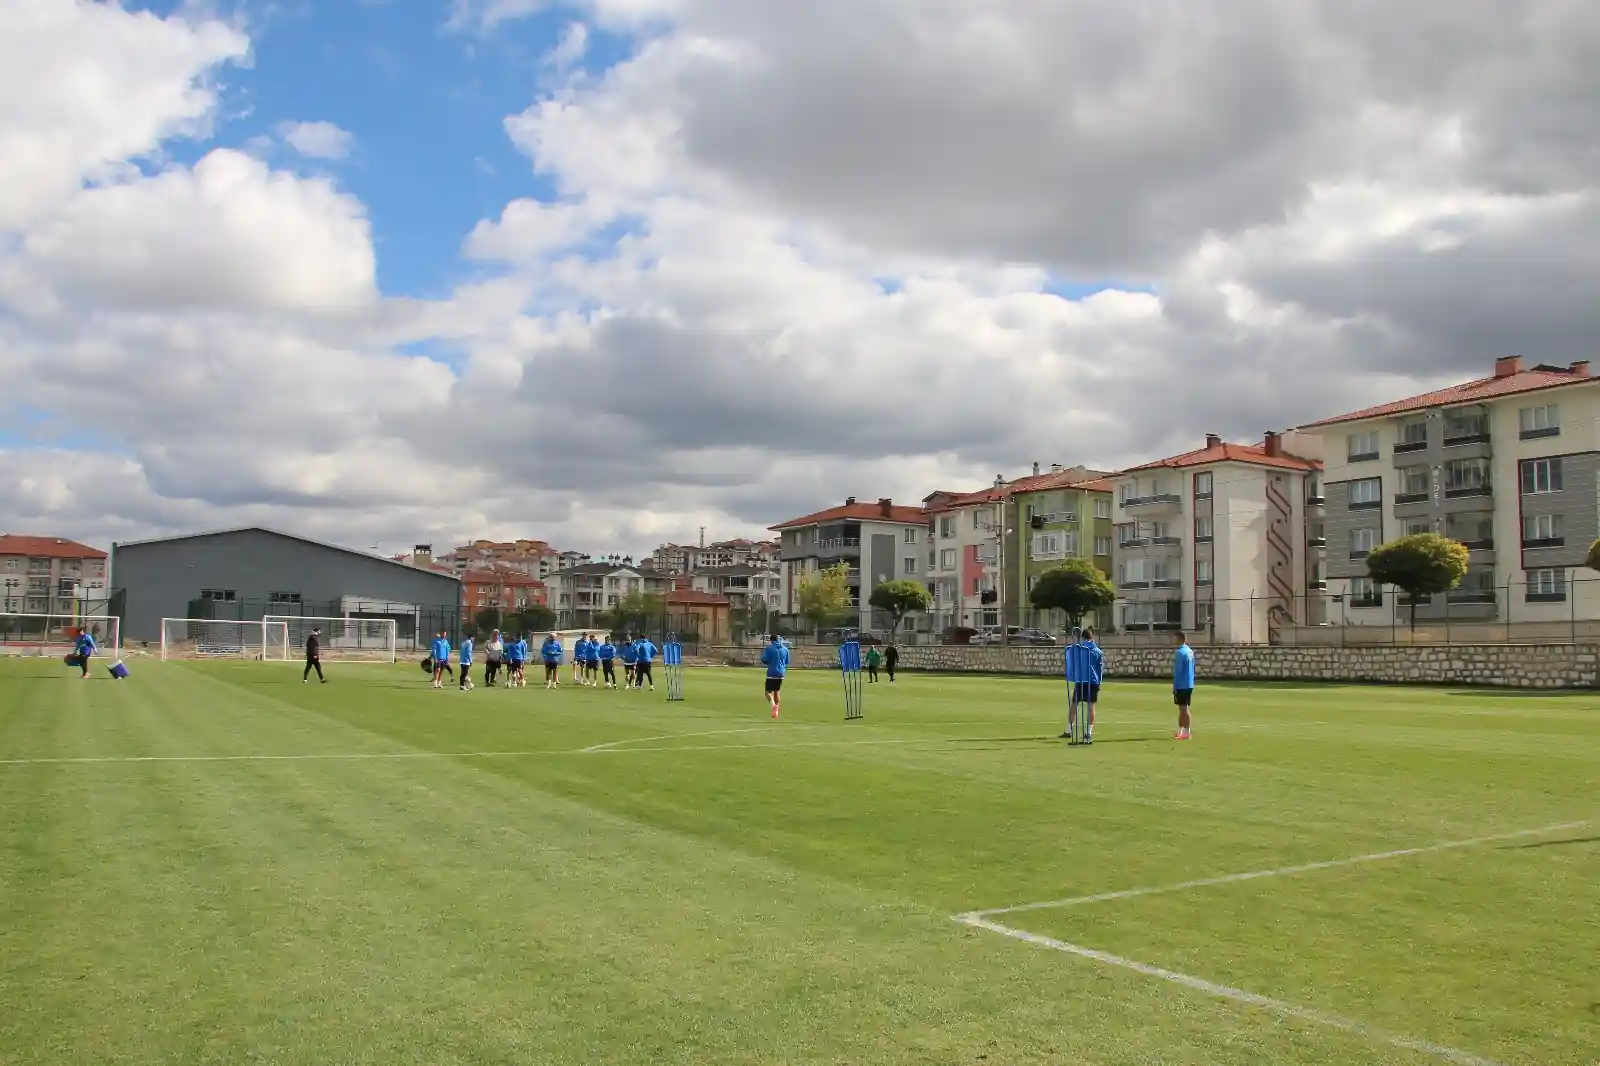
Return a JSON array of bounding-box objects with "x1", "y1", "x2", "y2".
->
[
  {"x1": 73, "y1": 627, "x2": 96, "y2": 679},
  {"x1": 760, "y1": 634, "x2": 788, "y2": 718},
  {"x1": 1173, "y1": 630, "x2": 1196, "y2": 740},
  {"x1": 459, "y1": 633, "x2": 475, "y2": 690},
  {"x1": 303, "y1": 626, "x2": 326, "y2": 684}
]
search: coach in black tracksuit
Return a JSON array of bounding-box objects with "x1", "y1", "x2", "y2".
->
[{"x1": 303, "y1": 627, "x2": 326, "y2": 683}]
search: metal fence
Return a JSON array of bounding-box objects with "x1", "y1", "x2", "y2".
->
[{"x1": 173, "y1": 596, "x2": 463, "y2": 654}]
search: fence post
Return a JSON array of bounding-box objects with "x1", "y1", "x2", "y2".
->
[{"x1": 1571, "y1": 575, "x2": 1577, "y2": 643}]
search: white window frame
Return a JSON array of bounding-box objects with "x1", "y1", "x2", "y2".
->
[
  {"x1": 1347, "y1": 430, "x2": 1380, "y2": 461},
  {"x1": 1520, "y1": 458, "x2": 1563, "y2": 495},
  {"x1": 1093, "y1": 498, "x2": 1111, "y2": 519},
  {"x1": 939, "y1": 516, "x2": 956, "y2": 538},
  {"x1": 1349, "y1": 478, "x2": 1382, "y2": 506},
  {"x1": 939, "y1": 548, "x2": 957, "y2": 571},
  {"x1": 1194, "y1": 516, "x2": 1213, "y2": 541},
  {"x1": 1396, "y1": 419, "x2": 1428, "y2": 446},
  {"x1": 903, "y1": 528, "x2": 918, "y2": 544},
  {"x1": 1444, "y1": 457, "x2": 1491, "y2": 493},
  {"x1": 903, "y1": 556, "x2": 918, "y2": 574},
  {"x1": 1519, "y1": 404, "x2": 1560, "y2": 437},
  {"x1": 1193, "y1": 472, "x2": 1213, "y2": 498},
  {"x1": 1526, "y1": 568, "x2": 1566, "y2": 600},
  {"x1": 1348, "y1": 576, "x2": 1380, "y2": 607},
  {"x1": 1523, "y1": 513, "x2": 1563, "y2": 543},
  {"x1": 1350, "y1": 528, "x2": 1376, "y2": 555},
  {"x1": 1195, "y1": 559, "x2": 1213, "y2": 585},
  {"x1": 1093, "y1": 536, "x2": 1112, "y2": 557}
]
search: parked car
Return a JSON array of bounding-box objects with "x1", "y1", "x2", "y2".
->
[{"x1": 972, "y1": 626, "x2": 1059, "y2": 645}]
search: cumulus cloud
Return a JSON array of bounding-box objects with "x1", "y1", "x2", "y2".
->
[
  {"x1": 279, "y1": 120, "x2": 355, "y2": 160},
  {"x1": 5, "y1": 0, "x2": 1600, "y2": 560}
]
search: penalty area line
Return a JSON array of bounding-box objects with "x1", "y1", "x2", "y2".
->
[{"x1": 954, "y1": 914, "x2": 1502, "y2": 1066}]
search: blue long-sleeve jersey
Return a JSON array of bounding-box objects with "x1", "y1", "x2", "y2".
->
[
  {"x1": 1173, "y1": 644, "x2": 1196, "y2": 689},
  {"x1": 431, "y1": 637, "x2": 451, "y2": 663},
  {"x1": 760, "y1": 641, "x2": 789, "y2": 678}
]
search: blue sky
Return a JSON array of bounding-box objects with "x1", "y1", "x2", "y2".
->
[{"x1": 148, "y1": 0, "x2": 633, "y2": 298}]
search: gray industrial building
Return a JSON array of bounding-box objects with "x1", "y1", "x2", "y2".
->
[{"x1": 110, "y1": 527, "x2": 462, "y2": 646}]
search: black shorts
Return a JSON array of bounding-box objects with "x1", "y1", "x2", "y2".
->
[
  {"x1": 1072, "y1": 682, "x2": 1100, "y2": 704},
  {"x1": 637, "y1": 662, "x2": 653, "y2": 679},
  {"x1": 765, "y1": 677, "x2": 783, "y2": 693},
  {"x1": 1173, "y1": 688, "x2": 1194, "y2": 706}
]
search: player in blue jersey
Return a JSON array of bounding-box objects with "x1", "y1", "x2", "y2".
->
[
  {"x1": 1173, "y1": 631, "x2": 1196, "y2": 740},
  {"x1": 541, "y1": 633, "x2": 563, "y2": 689},
  {"x1": 430, "y1": 631, "x2": 451, "y2": 689},
  {"x1": 760, "y1": 633, "x2": 789, "y2": 718},
  {"x1": 632, "y1": 634, "x2": 658, "y2": 691},
  {"x1": 73, "y1": 627, "x2": 97, "y2": 679},
  {"x1": 511, "y1": 633, "x2": 529, "y2": 687},
  {"x1": 458, "y1": 633, "x2": 475, "y2": 690},
  {"x1": 598, "y1": 636, "x2": 617, "y2": 688},
  {"x1": 620, "y1": 635, "x2": 638, "y2": 689},
  {"x1": 1075, "y1": 627, "x2": 1104, "y2": 743}
]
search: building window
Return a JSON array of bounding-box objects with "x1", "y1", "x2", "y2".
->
[
  {"x1": 1196, "y1": 559, "x2": 1213, "y2": 586},
  {"x1": 1348, "y1": 576, "x2": 1381, "y2": 608},
  {"x1": 1195, "y1": 602, "x2": 1213, "y2": 628},
  {"x1": 1518, "y1": 405, "x2": 1560, "y2": 440},
  {"x1": 903, "y1": 528, "x2": 917, "y2": 544},
  {"x1": 1398, "y1": 465, "x2": 1430, "y2": 498},
  {"x1": 1526, "y1": 568, "x2": 1567, "y2": 602},
  {"x1": 1193, "y1": 472, "x2": 1213, "y2": 498},
  {"x1": 928, "y1": 550, "x2": 935, "y2": 569},
  {"x1": 939, "y1": 548, "x2": 957, "y2": 570},
  {"x1": 1349, "y1": 478, "x2": 1382, "y2": 508},
  {"x1": 1093, "y1": 498, "x2": 1111, "y2": 519},
  {"x1": 1194, "y1": 516, "x2": 1213, "y2": 542},
  {"x1": 1523, "y1": 513, "x2": 1564, "y2": 547},
  {"x1": 1444, "y1": 457, "x2": 1491, "y2": 497},
  {"x1": 1349, "y1": 528, "x2": 1376, "y2": 558},
  {"x1": 939, "y1": 516, "x2": 956, "y2": 538},
  {"x1": 3, "y1": 559, "x2": 16, "y2": 572},
  {"x1": 903, "y1": 556, "x2": 917, "y2": 574},
  {"x1": 1347, "y1": 431, "x2": 1380, "y2": 462},
  {"x1": 1031, "y1": 532, "x2": 1064, "y2": 560},
  {"x1": 268, "y1": 592, "x2": 302, "y2": 605},
  {"x1": 26, "y1": 597, "x2": 47, "y2": 612},
  {"x1": 1395, "y1": 419, "x2": 1428, "y2": 451},
  {"x1": 200, "y1": 589, "x2": 237, "y2": 602},
  {"x1": 1520, "y1": 458, "x2": 1563, "y2": 495},
  {"x1": 1094, "y1": 536, "x2": 1112, "y2": 556},
  {"x1": 1443, "y1": 408, "x2": 1490, "y2": 445},
  {"x1": 1403, "y1": 519, "x2": 1432, "y2": 536}
]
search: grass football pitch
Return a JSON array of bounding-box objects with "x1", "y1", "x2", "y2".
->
[{"x1": 1, "y1": 659, "x2": 1595, "y2": 1065}]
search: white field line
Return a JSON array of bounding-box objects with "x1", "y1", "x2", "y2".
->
[
  {"x1": 956, "y1": 914, "x2": 1502, "y2": 1066},
  {"x1": 579, "y1": 726, "x2": 775, "y2": 753},
  {"x1": 0, "y1": 750, "x2": 565, "y2": 766},
  {"x1": 962, "y1": 819, "x2": 1591, "y2": 918}
]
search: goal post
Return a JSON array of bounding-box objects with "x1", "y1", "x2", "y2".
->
[
  {"x1": 264, "y1": 616, "x2": 398, "y2": 663},
  {"x1": 160, "y1": 618, "x2": 277, "y2": 661},
  {"x1": 0, "y1": 614, "x2": 120, "y2": 658}
]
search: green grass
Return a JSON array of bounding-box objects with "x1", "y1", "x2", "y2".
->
[{"x1": 0, "y1": 660, "x2": 1595, "y2": 1065}]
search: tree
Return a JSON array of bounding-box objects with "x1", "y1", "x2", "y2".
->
[
  {"x1": 510, "y1": 604, "x2": 556, "y2": 635},
  {"x1": 796, "y1": 562, "x2": 854, "y2": 636},
  {"x1": 1365, "y1": 532, "x2": 1469, "y2": 630},
  {"x1": 1587, "y1": 539, "x2": 1600, "y2": 574},
  {"x1": 868, "y1": 579, "x2": 933, "y2": 641},
  {"x1": 1029, "y1": 558, "x2": 1115, "y2": 630},
  {"x1": 472, "y1": 608, "x2": 502, "y2": 636},
  {"x1": 605, "y1": 591, "x2": 663, "y2": 636}
]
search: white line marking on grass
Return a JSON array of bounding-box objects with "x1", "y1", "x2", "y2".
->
[
  {"x1": 0, "y1": 751, "x2": 567, "y2": 766},
  {"x1": 578, "y1": 726, "x2": 776, "y2": 753},
  {"x1": 967, "y1": 820, "x2": 1591, "y2": 918},
  {"x1": 955, "y1": 914, "x2": 1502, "y2": 1066}
]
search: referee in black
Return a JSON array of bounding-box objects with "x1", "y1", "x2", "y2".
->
[{"x1": 303, "y1": 626, "x2": 326, "y2": 683}]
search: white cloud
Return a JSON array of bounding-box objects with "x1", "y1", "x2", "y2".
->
[
  {"x1": 279, "y1": 120, "x2": 355, "y2": 160},
  {"x1": 0, "y1": 0, "x2": 248, "y2": 229}
]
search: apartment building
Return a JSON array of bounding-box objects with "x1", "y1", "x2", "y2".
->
[
  {"x1": 546, "y1": 564, "x2": 672, "y2": 628},
  {"x1": 1011, "y1": 472, "x2": 1116, "y2": 630},
  {"x1": 1295, "y1": 355, "x2": 1600, "y2": 623},
  {"x1": 771, "y1": 497, "x2": 927, "y2": 632},
  {"x1": 459, "y1": 566, "x2": 548, "y2": 616},
  {"x1": 689, "y1": 565, "x2": 782, "y2": 614},
  {"x1": 0, "y1": 535, "x2": 109, "y2": 615},
  {"x1": 1111, "y1": 433, "x2": 1323, "y2": 642},
  {"x1": 652, "y1": 539, "x2": 779, "y2": 574},
  {"x1": 442, "y1": 539, "x2": 564, "y2": 579},
  {"x1": 922, "y1": 465, "x2": 1110, "y2": 634}
]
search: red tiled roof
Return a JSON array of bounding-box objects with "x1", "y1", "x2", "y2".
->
[
  {"x1": 461, "y1": 568, "x2": 544, "y2": 587},
  {"x1": 1074, "y1": 477, "x2": 1117, "y2": 494},
  {"x1": 1121, "y1": 441, "x2": 1319, "y2": 474},
  {"x1": 770, "y1": 502, "x2": 927, "y2": 529},
  {"x1": 0, "y1": 535, "x2": 107, "y2": 560},
  {"x1": 939, "y1": 468, "x2": 1116, "y2": 507},
  {"x1": 1299, "y1": 360, "x2": 1595, "y2": 429},
  {"x1": 666, "y1": 589, "x2": 731, "y2": 606}
]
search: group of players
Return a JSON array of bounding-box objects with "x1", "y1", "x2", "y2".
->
[{"x1": 424, "y1": 630, "x2": 661, "y2": 692}]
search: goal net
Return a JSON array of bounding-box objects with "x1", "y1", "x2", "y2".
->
[
  {"x1": 160, "y1": 618, "x2": 279, "y2": 660},
  {"x1": 0, "y1": 614, "x2": 120, "y2": 658},
  {"x1": 264, "y1": 616, "x2": 398, "y2": 663}
]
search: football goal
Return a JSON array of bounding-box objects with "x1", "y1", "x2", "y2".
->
[
  {"x1": 0, "y1": 614, "x2": 120, "y2": 658},
  {"x1": 263, "y1": 616, "x2": 398, "y2": 663},
  {"x1": 160, "y1": 618, "x2": 283, "y2": 660}
]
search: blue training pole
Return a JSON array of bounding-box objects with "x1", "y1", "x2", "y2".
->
[
  {"x1": 664, "y1": 633, "x2": 685, "y2": 701},
  {"x1": 839, "y1": 640, "x2": 864, "y2": 721}
]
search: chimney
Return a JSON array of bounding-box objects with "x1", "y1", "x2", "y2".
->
[
  {"x1": 878, "y1": 497, "x2": 893, "y2": 516},
  {"x1": 1051, "y1": 463, "x2": 1063, "y2": 474},
  {"x1": 1494, "y1": 355, "x2": 1523, "y2": 378},
  {"x1": 845, "y1": 496, "x2": 857, "y2": 506},
  {"x1": 1264, "y1": 431, "x2": 1283, "y2": 457},
  {"x1": 1570, "y1": 360, "x2": 1590, "y2": 377},
  {"x1": 413, "y1": 544, "x2": 433, "y2": 565},
  {"x1": 1205, "y1": 433, "x2": 1222, "y2": 449},
  {"x1": 994, "y1": 474, "x2": 1005, "y2": 488},
  {"x1": 1032, "y1": 462, "x2": 1040, "y2": 476}
]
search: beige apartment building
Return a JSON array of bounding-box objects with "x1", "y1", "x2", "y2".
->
[{"x1": 0, "y1": 535, "x2": 109, "y2": 616}]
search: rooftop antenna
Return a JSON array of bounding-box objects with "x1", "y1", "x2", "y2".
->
[{"x1": 699, "y1": 526, "x2": 706, "y2": 548}]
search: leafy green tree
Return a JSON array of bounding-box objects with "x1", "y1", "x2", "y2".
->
[
  {"x1": 1587, "y1": 539, "x2": 1600, "y2": 574},
  {"x1": 605, "y1": 591, "x2": 663, "y2": 636},
  {"x1": 510, "y1": 604, "x2": 556, "y2": 635},
  {"x1": 472, "y1": 608, "x2": 502, "y2": 637},
  {"x1": 868, "y1": 579, "x2": 932, "y2": 641},
  {"x1": 1365, "y1": 532, "x2": 1469, "y2": 630},
  {"x1": 1029, "y1": 558, "x2": 1116, "y2": 630},
  {"x1": 797, "y1": 563, "x2": 854, "y2": 637}
]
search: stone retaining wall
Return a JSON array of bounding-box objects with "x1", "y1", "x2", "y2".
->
[{"x1": 713, "y1": 642, "x2": 1598, "y2": 689}]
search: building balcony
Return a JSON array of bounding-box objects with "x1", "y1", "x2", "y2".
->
[
  {"x1": 1305, "y1": 493, "x2": 1325, "y2": 507},
  {"x1": 1309, "y1": 580, "x2": 1328, "y2": 591},
  {"x1": 1030, "y1": 550, "x2": 1067, "y2": 562},
  {"x1": 1519, "y1": 426, "x2": 1560, "y2": 441},
  {"x1": 1521, "y1": 537, "x2": 1563, "y2": 550},
  {"x1": 1151, "y1": 578, "x2": 1182, "y2": 589},
  {"x1": 818, "y1": 537, "x2": 861, "y2": 549},
  {"x1": 1394, "y1": 491, "x2": 1429, "y2": 505},
  {"x1": 1460, "y1": 538, "x2": 1495, "y2": 552},
  {"x1": 1393, "y1": 440, "x2": 1428, "y2": 455},
  {"x1": 1151, "y1": 536, "x2": 1182, "y2": 546},
  {"x1": 1033, "y1": 512, "x2": 1078, "y2": 526},
  {"x1": 1118, "y1": 538, "x2": 1149, "y2": 549},
  {"x1": 1443, "y1": 432, "x2": 1491, "y2": 448},
  {"x1": 1307, "y1": 535, "x2": 1327, "y2": 548},
  {"x1": 1443, "y1": 485, "x2": 1492, "y2": 500},
  {"x1": 1122, "y1": 493, "x2": 1183, "y2": 511},
  {"x1": 1118, "y1": 580, "x2": 1151, "y2": 590}
]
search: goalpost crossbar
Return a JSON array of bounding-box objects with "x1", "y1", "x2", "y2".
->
[
  {"x1": 264, "y1": 616, "x2": 399, "y2": 664},
  {"x1": 159, "y1": 618, "x2": 280, "y2": 661}
]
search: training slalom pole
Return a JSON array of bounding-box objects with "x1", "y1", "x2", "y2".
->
[
  {"x1": 840, "y1": 639, "x2": 864, "y2": 721},
  {"x1": 664, "y1": 632, "x2": 685, "y2": 701}
]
